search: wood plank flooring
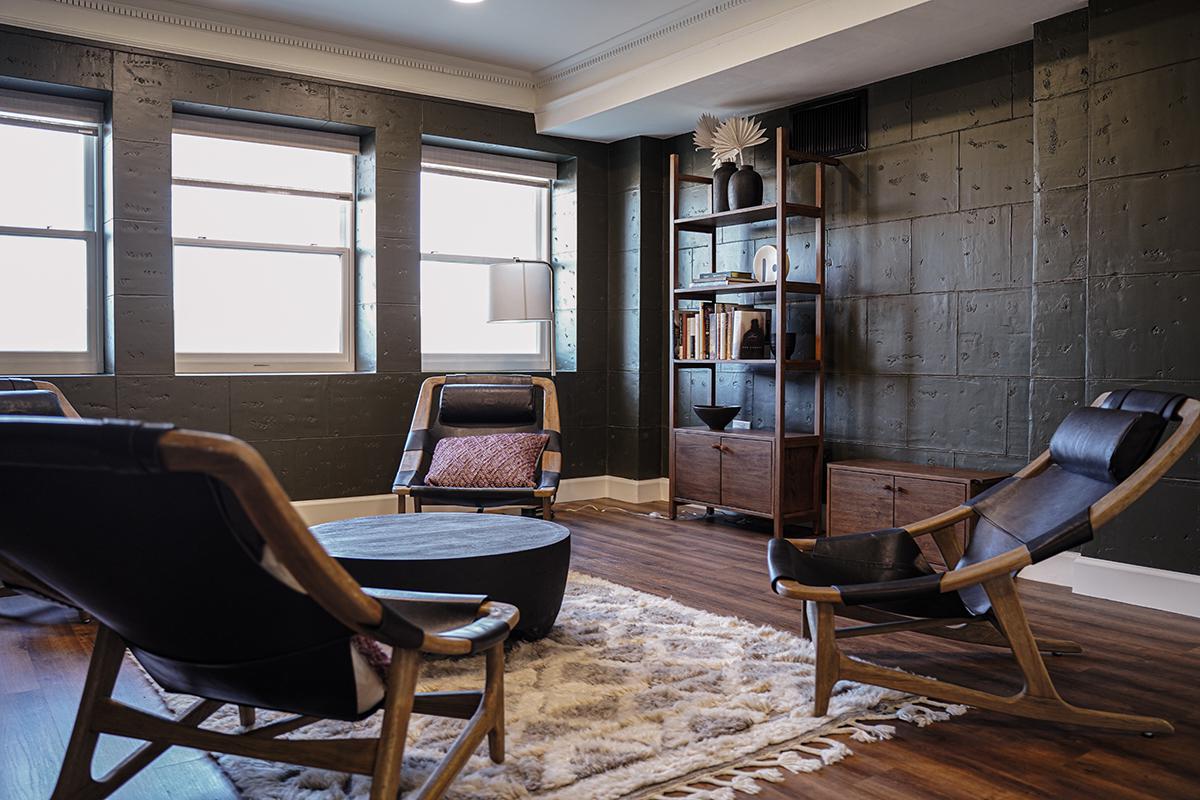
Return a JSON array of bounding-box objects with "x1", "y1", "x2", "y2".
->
[{"x1": 2, "y1": 500, "x2": 1197, "y2": 799}]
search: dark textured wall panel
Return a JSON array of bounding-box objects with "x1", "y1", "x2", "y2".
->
[
  {"x1": 1088, "y1": 273, "x2": 1200, "y2": 380},
  {"x1": 1090, "y1": 60, "x2": 1200, "y2": 179},
  {"x1": 825, "y1": 221, "x2": 911, "y2": 297},
  {"x1": 960, "y1": 117, "x2": 1033, "y2": 209},
  {"x1": 1031, "y1": 280, "x2": 1086, "y2": 378},
  {"x1": 1089, "y1": 168, "x2": 1200, "y2": 276},
  {"x1": 1033, "y1": 186, "x2": 1088, "y2": 282},
  {"x1": 957, "y1": 288, "x2": 1031, "y2": 377},
  {"x1": 866, "y1": 293, "x2": 957, "y2": 375},
  {"x1": 1033, "y1": 90, "x2": 1089, "y2": 191},
  {"x1": 911, "y1": 48, "x2": 1014, "y2": 138},
  {"x1": 1034, "y1": 10, "x2": 1090, "y2": 101},
  {"x1": 1090, "y1": 0, "x2": 1200, "y2": 82},
  {"x1": 911, "y1": 208, "x2": 1012, "y2": 292}
]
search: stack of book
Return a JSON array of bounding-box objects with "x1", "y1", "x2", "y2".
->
[
  {"x1": 675, "y1": 304, "x2": 770, "y2": 360},
  {"x1": 692, "y1": 270, "x2": 755, "y2": 285}
]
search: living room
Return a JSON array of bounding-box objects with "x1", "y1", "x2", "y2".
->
[{"x1": 0, "y1": 0, "x2": 1197, "y2": 798}]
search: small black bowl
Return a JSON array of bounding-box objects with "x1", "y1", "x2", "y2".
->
[
  {"x1": 770, "y1": 332, "x2": 797, "y2": 358},
  {"x1": 693, "y1": 404, "x2": 741, "y2": 431}
]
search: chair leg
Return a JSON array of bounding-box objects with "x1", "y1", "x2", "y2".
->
[
  {"x1": 51, "y1": 625, "x2": 128, "y2": 800},
  {"x1": 542, "y1": 497, "x2": 553, "y2": 521},
  {"x1": 807, "y1": 601, "x2": 838, "y2": 717},
  {"x1": 412, "y1": 645, "x2": 507, "y2": 799},
  {"x1": 237, "y1": 706, "x2": 256, "y2": 730},
  {"x1": 413, "y1": 497, "x2": 422, "y2": 513},
  {"x1": 370, "y1": 648, "x2": 421, "y2": 800},
  {"x1": 486, "y1": 644, "x2": 505, "y2": 763}
]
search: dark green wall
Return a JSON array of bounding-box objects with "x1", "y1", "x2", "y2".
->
[{"x1": 0, "y1": 24, "x2": 611, "y2": 497}]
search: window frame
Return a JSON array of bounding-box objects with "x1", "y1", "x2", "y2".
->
[
  {"x1": 170, "y1": 117, "x2": 359, "y2": 375},
  {"x1": 0, "y1": 91, "x2": 103, "y2": 375},
  {"x1": 419, "y1": 149, "x2": 555, "y2": 373}
]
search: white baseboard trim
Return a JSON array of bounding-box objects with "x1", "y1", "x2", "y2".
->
[
  {"x1": 292, "y1": 475, "x2": 669, "y2": 525},
  {"x1": 1020, "y1": 551, "x2": 1200, "y2": 618}
]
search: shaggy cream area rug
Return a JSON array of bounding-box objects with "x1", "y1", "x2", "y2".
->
[{"x1": 143, "y1": 572, "x2": 964, "y2": 799}]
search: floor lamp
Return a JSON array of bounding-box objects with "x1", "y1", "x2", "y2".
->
[{"x1": 486, "y1": 258, "x2": 556, "y2": 377}]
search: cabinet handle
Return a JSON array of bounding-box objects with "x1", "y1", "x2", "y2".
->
[
  {"x1": 882, "y1": 485, "x2": 895, "y2": 492},
  {"x1": 895, "y1": 486, "x2": 908, "y2": 495},
  {"x1": 710, "y1": 443, "x2": 722, "y2": 450},
  {"x1": 710, "y1": 443, "x2": 730, "y2": 453}
]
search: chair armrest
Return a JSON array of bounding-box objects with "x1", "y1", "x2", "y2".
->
[
  {"x1": 422, "y1": 601, "x2": 518, "y2": 655},
  {"x1": 900, "y1": 505, "x2": 975, "y2": 537},
  {"x1": 363, "y1": 587, "x2": 518, "y2": 655}
]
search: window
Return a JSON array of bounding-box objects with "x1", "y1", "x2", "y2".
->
[
  {"x1": 420, "y1": 147, "x2": 555, "y2": 372},
  {"x1": 0, "y1": 89, "x2": 102, "y2": 374},
  {"x1": 171, "y1": 115, "x2": 358, "y2": 373}
]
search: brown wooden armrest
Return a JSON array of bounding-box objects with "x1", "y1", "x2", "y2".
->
[
  {"x1": 421, "y1": 601, "x2": 519, "y2": 655},
  {"x1": 783, "y1": 537, "x2": 817, "y2": 551},
  {"x1": 771, "y1": 578, "x2": 842, "y2": 603},
  {"x1": 900, "y1": 505, "x2": 975, "y2": 537}
]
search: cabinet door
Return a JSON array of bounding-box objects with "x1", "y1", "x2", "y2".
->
[
  {"x1": 827, "y1": 468, "x2": 894, "y2": 536},
  {"x1": 720, "y1": 437, "x2": 773, "y2": 514},
  {"x1": 674, "y1": 432, "x2": 721, "y2": 505},
  {"x1": 894, "y1": 476, "x2": 967, "y2": 569}
]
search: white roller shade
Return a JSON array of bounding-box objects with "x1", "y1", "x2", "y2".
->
[
  {"x1": 173, "y1": 113, "x2": 361, "y2": 155},
  {"x1": 422, "y1": 145, "x2": 557, "y2": 183},
  {"x1": 0, "y1": 88, "x2": 102, "y2": 128}
]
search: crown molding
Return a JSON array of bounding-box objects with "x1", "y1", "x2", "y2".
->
[
  {"x1": 0, "y1": 0, "x2": 536, "y2": 110},
  {"x1": 534, "y1": 0, "x2": 753, "y2": 89}
]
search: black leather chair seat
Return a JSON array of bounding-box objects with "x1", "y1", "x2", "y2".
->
[{"x1": 768, "y1": 530, "x2": 969, "y2": 618}]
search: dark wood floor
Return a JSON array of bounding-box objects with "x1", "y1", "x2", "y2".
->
[{"x1": 3, "y1": 500, "x2": 1198, "y2": 799}]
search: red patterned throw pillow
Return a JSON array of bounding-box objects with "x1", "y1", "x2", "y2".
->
[{"x1": 425, "y1": 433, "x2": 549, "y2": 488}]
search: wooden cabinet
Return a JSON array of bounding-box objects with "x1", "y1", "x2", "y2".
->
[
  {"x1": 826, "y1": 460, "x2": 1008, "y2": 568},
  {"x1": 672, "y1": 427, "x2": 818, "y2": 518}
]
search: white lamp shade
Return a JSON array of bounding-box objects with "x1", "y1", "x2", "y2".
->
[{"x1": 487, "y1": 260, "x2": 552, "y2": 322}]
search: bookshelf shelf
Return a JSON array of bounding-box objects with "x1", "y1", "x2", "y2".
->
[
  {"x1": 673, "y1": 358, "x2": 821, "y2": 371},
  {"x1": 666, "y1": 131, "x2": 841, "y2": 538},
  {"x1": 673, "y1": 202, "x2": 820, "y2": 232},
  {"x1": 674, "y1": 281, "x2": 821, "y2": 299}
]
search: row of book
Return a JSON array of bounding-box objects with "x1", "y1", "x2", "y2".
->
[
  {"x1": 692, "y1": 270, "x2": 757, "y2": 285},
  {"x1": 675, "y1": 303, "x2": 769, "y2": 360}
]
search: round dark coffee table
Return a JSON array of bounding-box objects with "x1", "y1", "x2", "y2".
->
[{"x1": 311, "y1": 513, "x2": 570, "y2": 640}]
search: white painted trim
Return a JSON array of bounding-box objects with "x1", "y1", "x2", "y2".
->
[
  {"x1": 291, "y1": 475, "x2": 669, "y2": 526},
  {"x1": 0, "y1": 0, "x2": 534, "y2": 111},
  {"x1": 1020, "y1": 551, "x2": 1200, "y2": 619}
]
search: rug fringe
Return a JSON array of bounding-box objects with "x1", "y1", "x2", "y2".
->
[{"x1": 645, "y1": 698, "x2": 966, "y2": 799}]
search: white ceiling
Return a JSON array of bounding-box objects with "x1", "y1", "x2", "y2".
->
[
  {"x1": 1, "y1": 0, "x2": 1087, "y2": 141},
  {"x1": 168, "y1": 0, "x2": 706, "y2": 72}
]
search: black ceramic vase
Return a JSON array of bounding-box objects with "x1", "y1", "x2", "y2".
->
[
  {"x1": 712, "y1": 161, "x2": 736, "y2": 213},
  {"x1": 728, "y1": 164, "x2": 763, "y2": 209}
]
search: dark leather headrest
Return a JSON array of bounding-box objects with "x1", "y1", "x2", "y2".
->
[
  {"x1": 0, "y1": 417, "x2": 174, "y2": 474},
  {"x1": 1049, "y1": 407, "x2": 1166, "y2": 484},
  {"x1": 1100, "y1": 388, "x2": 1188, "y2": 421},
  {"x1": 0, "y1": 390, "x2": 65, "y2": 417},
  {"x1": 438, "y1": 384, "x2": 536, "y2": 425}
]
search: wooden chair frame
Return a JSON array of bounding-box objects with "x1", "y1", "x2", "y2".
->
[
  {"x1": 393, "y1": 375, "x2": 562, "y2": 519},
  {"x1": 39, "y1": 429, "x2": 519, "y2": 800},
  {"x1": 774, "y1": 394, "x2": 1200, "y2": 735}
]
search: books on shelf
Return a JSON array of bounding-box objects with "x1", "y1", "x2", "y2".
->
[
  {"x1": 675, "y1": 303, "x2": 770, "y2": 360},
  {"x1": 693, "y1": 270, "x2": 755, "y2": 284}
]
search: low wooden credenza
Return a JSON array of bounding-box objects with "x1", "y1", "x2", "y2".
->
[{"x1": 825, "y1": 459, "x2": 1009, "y2": 568}]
